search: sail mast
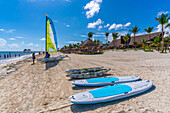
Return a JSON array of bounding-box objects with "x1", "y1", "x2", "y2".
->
[{"x1": 45, "y1": 14, "x2": 48, "y2": 52}]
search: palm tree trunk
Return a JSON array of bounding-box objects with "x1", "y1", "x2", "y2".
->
[
  {"x1": 134, "y1": 34, "x2": 136, "y2": 49},
  {"x1": 126, "y1": 40, "x2": 127, "y2": 49},
  {"x1": 149, "y1": 33, "x2": 151, "y2": 50},
  {"x1": 161, "y1": 25, "x2": 164, "y2": 52}
]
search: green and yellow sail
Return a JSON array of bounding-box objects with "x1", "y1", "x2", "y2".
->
[{"x1": 46, "y1": 15, "x2": 58, "y2": 53}]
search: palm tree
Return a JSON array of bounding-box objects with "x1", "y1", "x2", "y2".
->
[
  {"x1": 152, "y1": 35, "x2": 162, "y2": 52},
  {"x1": 112, "y1": 32, "x2": 119, "y2": 49},
  {"x1": 143, "y1": 26, "x2": 154, "y2": 50},
  {"x1": 129, "y1": 25, "x2": 140, "y2": 49},
  {"x1": 155, "y1": 13, "x2": 170, "y2": 52},
  {"x1": 123, "y1": 35, "x2": 130, "y2": 48},
  {"x1": 164, "y1": 37, "x2": 170, "y2": 52},
  {"x1": 88, "y1": 32, "x2": 94, "y2": 39},
  {"x1": 112, "y1": 32, "x2": 119, "y2": 40},
  {"x1": 141, "y1": 39, "x2": 148, "y2": 50},
  {"x1": 94, "y1": 39, "x2": 100, "y2": 44},
  {"x1": 165, "y1": 22, "x2": 170, "y2": 29},
  {"x1": 105, "y1": 32, "x2": 109, "y2": 45}
]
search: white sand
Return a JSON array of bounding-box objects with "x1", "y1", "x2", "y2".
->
[{"x1": 0, "y1": 50, "x2": 170, "y2": 113}]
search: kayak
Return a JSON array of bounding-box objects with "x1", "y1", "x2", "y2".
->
[
  {"x1": 66, "y1": 68, "x2": 111, "y2": 79},
  {"x1": 69, "y1": 80, "x2": 152, "y2": 104},
  {"x1": 65, "y1": 66, "x2": 104, "y2": 74},
  {"x1": 72, "y1": 76, "x2": 140, "y2": 86}
]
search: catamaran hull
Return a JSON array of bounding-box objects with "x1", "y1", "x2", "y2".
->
[{"x1": 37, "y1": 56, "x2": 65, "y2": 62}]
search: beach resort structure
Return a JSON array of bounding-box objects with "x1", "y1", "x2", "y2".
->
[
  {"x1": 79, "y1": 38, "x2": 98, "y2": 52},
  {"x1": 60, "y1": 32, "x2": 164, "y2": 53},
  {"x1": 60, "y1": 38, "x2": 100, "y2": 53},
  {"x1": 109, "y1": 32, "x2": 162, "y2": 48}
]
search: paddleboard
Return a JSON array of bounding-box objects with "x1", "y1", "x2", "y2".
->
[
  {"x1": 72, "y1": 76, "x2": 140, "y2": 86},
  {"x1": 69, "y1": 80, "x2": 152, "y2": 104}
]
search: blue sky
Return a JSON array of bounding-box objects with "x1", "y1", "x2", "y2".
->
[{"x1": 0, "y1": 0, "x2": 170, "y2": 51}]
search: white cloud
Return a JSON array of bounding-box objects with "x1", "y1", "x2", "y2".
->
[
  {"x1": 0, "y1": 29, "x2": 5, "y2": 31},
  {"x1": 16, "y1": 36, "x2": 23, "y2": 39},
  {"x1": 96, "y1": 32, "x2": 105, "y2": 34},
  {"x1": 0, "y1": 38, "x2": 7, "y2": 47},
  {"x1": 130, "y1": 32, "x2": 146, "y2": 37},
  {"x1": 66, "y1": 25, "x2": 70, "y2": 27},
  {"x1": 22, "y1": 41, "x2": 24, "y2": 45},
  {"x1": 98, "y1": 25, "x2": 102, "y2": 30},
  {"x1": 108, "y1": 23, "x2": 123, "y2": 30},
  {"x1": 87, "y1": 19, "x2": 103, "y2": 28},
  {"x1": 27, "y1": 43, "x2": 34, "y2": 46},
  {"x1": 40, "y1": 38, "x2": 45, "y2": 41},
  {"x1": 84, "y1": 0, "x2": 102, "y2": 18},
  {"x1": 8, "y1": 43, "x2": 19, "y2": 48},
  {"x1": 104, "y1": 24, "x2": 110, "y2": 28},
  {"x1": 9, "y1": 38, "x2": 16, "y2": 40},
  {"x1": 118, "y1": 31, "x2": 128, "y2": 36},
  {"x1": 124, "y1": 22, "x2": 131, "y2": 27},
  {"x1": 6, "y1": 29, "x2": 16, "y2": 33},
  {"x1": 157, "y1": 11, "x2": 169, "y2": 17},
  {"x1": 80, "y1": 35, "x2": 86, "y2": 37},
  {"x1": 93, "y1": 34, "x2": 102, "y2": 37},
  {"x1": 66, "y1": 41, "x2": 79, "y2": 44}
]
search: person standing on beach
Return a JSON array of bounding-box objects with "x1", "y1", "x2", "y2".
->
[
  {"x1": 44, "y1": 52, "x2": 50, "y2": 58},
  {"x1": 32, "y1": 53, "x2": 36, "y2": 64}
]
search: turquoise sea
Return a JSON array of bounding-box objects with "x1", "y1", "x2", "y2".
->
[{"x1": 0, "y1": 51, "x2": 39, "y2": 60}]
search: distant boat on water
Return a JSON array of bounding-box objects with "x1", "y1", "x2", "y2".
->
[{"x1": 23, "y1": 49, "x2": 31, "y2": 52}]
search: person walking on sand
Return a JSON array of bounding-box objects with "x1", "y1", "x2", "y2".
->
[{"x1": 32, "y1": 53, "x2": 36, "y2": 64}]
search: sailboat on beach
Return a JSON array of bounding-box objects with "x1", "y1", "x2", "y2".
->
[{"x1": 37, "y1": 15, "x2": 67, "y2": 62}]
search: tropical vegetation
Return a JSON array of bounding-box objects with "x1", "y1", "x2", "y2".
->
[
  {"x1": 141, "y1": 39, "x2": 148, "y2": 50},
  {"x1": 129, "y1": 25, "x2": 140, "y2": 49},
  {"x1": 123, "y1": 34, "x2": 130, "y2": 48},
  {"x1": 155, "y1": 13, "x2": 170, "y2": 52},
  {"x1": 143, "y1": 26, "x2": 153, "y2": 50},
  {"x1": 105, "y1": 32, "x2": 109, "y2": 45},
  {"x1": 60, "y1": 13, "x2": 170, "y2": 54},
  {"x1": 88, "y1": 32, "x2": 94, "y2": 39}
]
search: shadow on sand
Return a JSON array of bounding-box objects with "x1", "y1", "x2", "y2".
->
[
  {"x1": 70, "y1": 85, "x2": 156, "y2": 112},
  {"x1": 45, "y1": 61, "x2": 59, "y2": 70},
  {"x1": 72, "y1": 85, "x2": 104, "y2": 90}
]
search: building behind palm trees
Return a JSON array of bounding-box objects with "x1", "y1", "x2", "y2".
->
[
  {"x1": 109, "y1": 32, "x2": 162, "y2": 48},
  {"x1": 80, "y1": 38, "x2": 98, "y2": 52}
]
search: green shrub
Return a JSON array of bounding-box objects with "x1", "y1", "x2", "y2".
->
[
  {"x1": 144, "y1": 49, "x2": 154, "y2": 52},
  {"x1": 160, "y1": 51, "x2": 167, "y2": 53}
]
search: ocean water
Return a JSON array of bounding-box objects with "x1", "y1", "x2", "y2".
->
[{"x1": 0, "y1": 51, "x2": 39, "y2": 66}]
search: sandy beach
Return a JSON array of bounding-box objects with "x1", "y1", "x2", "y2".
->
[{"x1": 0, "y1": 50, "x2": 170, "y2": 113}]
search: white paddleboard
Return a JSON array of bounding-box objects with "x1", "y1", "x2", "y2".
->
[
  {"x1": 69, "y1": 80, "x2": 152, "y2": 104},
  {"x1": 72, "y1": 76, "x2": 140, "y2": 86}
]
